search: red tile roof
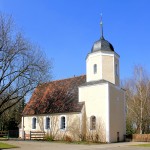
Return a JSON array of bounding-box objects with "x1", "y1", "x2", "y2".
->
[{"x1": 23, "y1": 75, "x2": 86, "y2": 115}]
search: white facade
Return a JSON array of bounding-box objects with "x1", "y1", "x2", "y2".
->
[
  {"x1": 86, "y1": 50, "x2": 120, "y2": 86},
  {"x1": 79, "y1": 46, "x2": 126, "y2": 142},
  {"x1": 20, "y1": 112, "x2": 82, "y2": 140},
  {"x1": 79, "y1": 82, "x2": 125, "y2": 142}
]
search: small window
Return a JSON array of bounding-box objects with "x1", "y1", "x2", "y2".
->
[
  {"x1": 32, "y1": 117, "x2": 36, "y2": 129},
  {"x1": 45, "y1": 117, "x2": 50, "y2": 129},
  {"x1": 60, "y1": 116, "x2": 66, "y2": 130},
  {"x1": 115, "y1": 64, "x2": 119, "y2": 76},
  {"x1": 94, "y1": 64, "x2": 97, "y2": 74},
  {"x1": 90, "y1": 116, "x2": 96, "y2": 130}
]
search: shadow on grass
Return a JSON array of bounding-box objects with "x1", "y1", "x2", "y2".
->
[{"x1": 0, "y1": 142, "x2": 19, "y2": 149}]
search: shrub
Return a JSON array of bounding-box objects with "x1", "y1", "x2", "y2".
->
[
  {"x1": 79, "y1": 134, "x2": 86, "y2": 141},
  {"x1": 44, "y1": 134, "x2": 54, "y2": 141},
  {"x1": 95, "y1": 134, "x2": 99, "y2": 143},
  {"x1": 64, "y1": 135, "x2": 72, "y2": 142}
]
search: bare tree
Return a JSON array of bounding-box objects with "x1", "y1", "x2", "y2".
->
[
  {"x1": 123, "y1": 65, "x2": 150, "y2": 134},
  {"x1": 0, "y1": 13, "x2": 52, "y2": 115}
]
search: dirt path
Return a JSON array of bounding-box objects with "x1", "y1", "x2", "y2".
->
[{"x1": 3, "y1": 140, "x2": 150, "y2": 150}]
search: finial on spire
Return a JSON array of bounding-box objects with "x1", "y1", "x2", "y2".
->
[{"x1": 100, "y1": 13, "x2": 104, "y2": 39}]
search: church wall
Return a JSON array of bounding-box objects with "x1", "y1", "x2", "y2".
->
[
  {"x1": 79, "y1": 83, "x2": 109, "y2": 142},
  {"x1": 114, "y1": 57, "x2": 120, "y2": 86},
  {"x1": 79, "y1": 83, "x2": 108, "y2": 119},
  {"x1": 102, "y1": 55, "x2": 114, "y2": 84},
  {"x1": 108, "y1": 84, "x2": 126, "y2": 142},
  {"x1": 86, "y1": 52, "x2": 102, "y2": 82},
  {"x1": 86, "y1": 51, "x2": 119, "y2": 86},
  {"x1": 21, "y1": 112, "x2": 82, "y2": 141}
]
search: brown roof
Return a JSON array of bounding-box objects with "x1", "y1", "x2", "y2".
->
[{"x1": 23, "y1": 75, "x2": 86, "y2": 115}]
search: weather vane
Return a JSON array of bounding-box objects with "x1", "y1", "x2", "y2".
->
[
  {"x1": 100, "y1": 13, "x2": 104, "y2": 39},
  {"x1": 100, "y1": 13, "x2": 103, "y2": 25}
]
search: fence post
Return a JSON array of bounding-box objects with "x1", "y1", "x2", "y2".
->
[
  {"x1": 24, "y1": 131, "x2": 25, "y2": 140},
  {"x1": 30, "y1": 131, "x2": 31, "y2": 140},
  {"x1": 7, "y1": 130, "x2": 9, "y2": 140}
]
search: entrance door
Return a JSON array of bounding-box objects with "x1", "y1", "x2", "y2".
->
[{"x1": 117, "y1": 132, "x2": 120, "y2": 142}]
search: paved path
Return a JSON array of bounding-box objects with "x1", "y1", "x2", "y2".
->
[{"x1": 3, "y1": 140, "x2": 150, "y2": 150}]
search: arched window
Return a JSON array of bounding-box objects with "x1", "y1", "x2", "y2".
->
[
  {"x1": 60, "y1": 116, "x2": 66, "y2": 130},
  {"x1": 90, "y1": 116, "x2": 96, "y2": 130},
  {"x1": 115, "y1": 64, "x2": 119, "y2": 76},
  {"x1": 93, "y1": 64, "x2": 97, "y2": 74},
  {"x1": 45, "y1": 117, "x2": 50, "y2": 129},
  {"x1": 32, "y1": 117, "x2": 36, "y2": 129}
]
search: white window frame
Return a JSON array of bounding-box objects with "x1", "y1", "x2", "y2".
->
[
  {"x1": 60, "y1": 115, "x2": 67, "y2": 131},
  {"x1": 90, "y1": 115, "x2": 96, "y2": 130},
  {"x1": 32, "y1": 117, "x2": 37, "y2": 130},
  {"x1": 93, "y1": 64, "x2": 97, "y2": 74},
  {"x1": 45, "y1": 116, "x2": 51, "y2": 130},
  {"x1": 115, "y1": 64, "x2": 119, "y2": 76}
]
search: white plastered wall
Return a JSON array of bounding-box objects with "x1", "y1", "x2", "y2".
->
[
  {"x1": 79, "y1": 83, "x2": 109, "y2": 142},
  {"x1": 86, "y1": 51, "x2": 119, "y2": 86},
  {"x1": 86, "y1": 52, "x2": 102, "y2": 82},
  {"x1": 20, "y1": 113, "x2": 82, "y2": 141},
  {"x1": 108, "y1": 84, "x2": 126, "y2": 142}
]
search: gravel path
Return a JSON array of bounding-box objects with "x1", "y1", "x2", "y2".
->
[{"x1": 2, "y1": 140, "x2": 150, "y2": 150}]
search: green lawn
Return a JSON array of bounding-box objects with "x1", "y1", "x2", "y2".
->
[
  {"x1": 132, "y1": 144, "x2": 150, "y2": 147},
  {"x1": 0, "y1": 142, "x2": 18, "y2": 149}
]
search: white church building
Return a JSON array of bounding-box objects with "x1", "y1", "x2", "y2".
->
[{"x1": 20, "y1": 21, "x2": 126, "y2": 143}]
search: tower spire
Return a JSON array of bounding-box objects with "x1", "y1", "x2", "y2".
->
[{"x1": 100, "y1": 13, "x2": 104, "y2": 39}]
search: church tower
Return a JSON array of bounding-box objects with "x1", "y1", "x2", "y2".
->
[
  {"x1": 79, "y1": 18, "x2": 126, "y2": 143},
  {"x1": 86, "y1": 19, "x2": 120, "y2": 86}
]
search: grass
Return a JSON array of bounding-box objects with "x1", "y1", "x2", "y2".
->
[
  {"x1": 132, "y1": 144, "x2": 150, "y2": 147},
  {"x1": 0, "y1": 142, "x2": 18, "y2": 149}
]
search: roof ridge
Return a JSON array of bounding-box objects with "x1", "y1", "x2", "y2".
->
[
  {"x1": 49, "y1": 74, "x2": 86, "y2": 83},
  {"x1": 38, "y1": 75, "x2": 86, "y2": 87}
]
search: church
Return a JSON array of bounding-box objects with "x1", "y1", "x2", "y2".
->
[{"x1": 19, "y1": 20, "x2": 126, "y2": 143}]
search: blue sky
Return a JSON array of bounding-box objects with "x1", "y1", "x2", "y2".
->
[{"x1": 0, "y1": 0, "x2": 150, "y2": 81}]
